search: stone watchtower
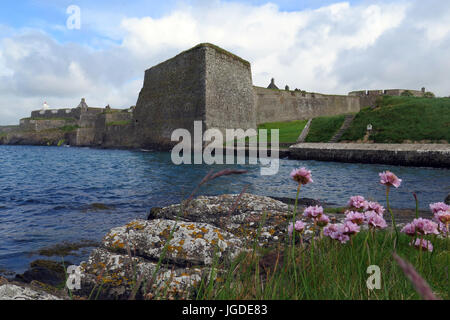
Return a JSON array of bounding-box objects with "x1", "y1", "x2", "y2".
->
[{"x1": 133, "y1": 43, "x2": 256, "y2": 149}]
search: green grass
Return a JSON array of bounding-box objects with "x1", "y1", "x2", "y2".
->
[
  {"x1": 58, "y1": 125, "x2": 80, "y2": 132},
  {"x1": 106, "y1": 120, "x2": 132, "y2": 126},
  {"x1": 340, "y1": 96, "x2": 450, "y2": 143},
  {"x1": 305, "y1": 114, "x2": 347, "y2": 142},
  {"x1": 194, "y1": 230, "x2": 449, "y2": 300},
  {"x1": 228, "y1": 120, "x2": 308, "y2": 146}
]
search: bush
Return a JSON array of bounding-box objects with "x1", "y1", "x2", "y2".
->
[{"x1": 423, "y1": 92, "x2": 435, "y2": 98}]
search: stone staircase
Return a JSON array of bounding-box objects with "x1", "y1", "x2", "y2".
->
[
  {"x1": 329, "y1": 114, "x2": 355, "y2": 143},
  {"x1": 296, "y1": 119, "x2": 312, "y2": 143}
]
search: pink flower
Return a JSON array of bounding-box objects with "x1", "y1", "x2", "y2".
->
[
  {"x1": 411, "y1": 238, "x2": 433, "y2": 252},
  {"x1": 290, "y1": 167, "x2": 313, "y2": 185},
  {"x1": 365, "y1": 211, "x2": 388, "y2": 229},
  {"x1": 401, "y1": 223, "x2": 416, "y2": 236},
  {"x1": 366, "y1": 201, "x2": 385, "y2": 216},
  {"x1": 347, "y1": 196, "x2": 368, "y2": 211},
  {"x1": 429, "y1": 202, "x2": 449, "y2": 214},
  {"x1": 438, "y1": 222, "x2": 448, "y2": 236},
  {"x1": 345, "y1": 211, "x2": 365, "y2": 225},
  {"x1": 323, "y1": 224, "x2": 338, "y2": 237},
  {"x1": 316, "y1": 214, "x2": 330, "y2": 227},
  {"x1": 288, "y1": 220, "x2": 306, "y2": 237},
  {"x1": 324, "y1": 224, "x2": 350, "y2": 243},
  {"x1": 342, "y1": 221, "x2": 360, "y2": 236},
  {"x1": 413, "y1": 218, "x2": 440, "y2": 236},
  {"x1": 379, "y1": 171, "x2": 402, "y2": 188},
  {"x1": 434, "y1": 210, "x2": 450, "y2": 224},
  {"x1": 303, "y1": 205, "x2": 323, "y2": 219}
]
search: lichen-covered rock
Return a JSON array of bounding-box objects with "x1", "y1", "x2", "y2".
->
[
  {"x1": 74, "y1": 193, "x2": 340, "y2": 300},
  {"x1": 148, "y1": 194, "x2": 295, "y2": 245},
  {"x1": 0, "y1": 284, "x2": 61, "y2": 300}
]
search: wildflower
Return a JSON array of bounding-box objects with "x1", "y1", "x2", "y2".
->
[
  {"x1": 379, "y1": 171, "x2": 402, "y2": 188},
  {"x1": 434, "y1": 209, "x2": 450, "y2": 224},
  {"x1": 401, "y1": 223, "x2": 416, "y2": 237},
  {"x1": 342, "y1": 221, "x2": 360, "y2": 236},
  {"x1": 437, "y1": 222, "x2": 448, "y2": 236},
  {"x1": 347, "y1": 196, "x2": 368, "y2": 211},
  {"x1": 316, "y1": 214, "x2": 330, "y2": 227},
  {"x1": 288, "y1": 220, "x2": 306, "y2": 237},
  {"x1": 411, "y1": 238, "x2": 433, "y2": 252},
  {"x1": 413, "y1": 218, "x2": 439, "y2": 236},
  {"x1": 290, "y1": 167, "x2": 313, "y2": 185},
  {"x1": 324, "y1": 224, "x2": 350, "y2": 243},
  {"x1": 366, "y1": 201, "x2": 385, "y2": 216},
  {"x1": 303, "y1": 205, "x2": 323, "y2": 219},
  {"x1": 429, "y1": 202, "x2": 449, "y2": 214},
  {"x1": 345, "y1": 211, "x2": 365, "y2": 225},
  {"x1": 323, "y1": 224, "x2": 338, "y2": 237},
  {"x1": 365, "y1": 211, "x2": 388, "y2": 229}
]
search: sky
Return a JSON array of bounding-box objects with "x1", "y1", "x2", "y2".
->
[{"x1": 0, "y1": 0, "x2": 449, "y2": 125}]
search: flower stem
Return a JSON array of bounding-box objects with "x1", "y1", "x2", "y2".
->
[{"x1": 386, "y1": 186, "x2": 399, "y2": 249}]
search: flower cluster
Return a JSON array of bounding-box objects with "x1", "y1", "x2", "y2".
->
[
  {"x1": 290, "y1": 167, "x2": 313, "y2": 185},
  {"x1": 303, "y1": 205, "x2": 330, "y2": 228},
  {"x1": 401, "y1": 218, "x2": 439, "y2": 236},
  {"x1": 324, "y1": 221, "x2": 360, "y2": 244},
  {"x1": 347, "y1": 196, "x2": 368, "y2": 211},
  {"x1": 379, "y1": 171, "x2": 402, "y2": 188},
  {"x1": 288, "y1": 220, "x2": 306, "y2": 237}
]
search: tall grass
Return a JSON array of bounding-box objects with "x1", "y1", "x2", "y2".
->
[{"x1": 194, "y1": 229, "x2": 448, "y2": 300}]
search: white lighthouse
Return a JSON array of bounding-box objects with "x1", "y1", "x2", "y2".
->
[{"x1": 42, "y1": 101, "x2": 49, "y2": 110}]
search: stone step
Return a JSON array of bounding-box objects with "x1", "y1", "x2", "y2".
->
[{"x1": 329, "y1": 114, "x2": 355, "y2": 143}]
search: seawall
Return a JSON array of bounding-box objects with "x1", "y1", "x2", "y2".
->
[{"x1": 289, "y1": 143, "x2": 450, "y2": 168}]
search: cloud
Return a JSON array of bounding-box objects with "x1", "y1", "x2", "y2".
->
[{"x1": 1, "y1": 0, "x2": 450, "y2": 125}]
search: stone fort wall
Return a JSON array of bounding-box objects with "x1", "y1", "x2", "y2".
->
[
  {"x1": 133, "y1": 43, "x2": 256, "y2": 149},
  {"x1": 254, "y1": 87, "x2": 360, "y2": 124}
]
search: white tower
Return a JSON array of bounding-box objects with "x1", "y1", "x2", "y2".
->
[{"x1": 42, "y1": 101, "x2": 49, "y2": 110}]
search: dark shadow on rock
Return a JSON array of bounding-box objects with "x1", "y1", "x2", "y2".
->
[{"x1": 15, "y1": 260, "x2": 72, "y2": 287}]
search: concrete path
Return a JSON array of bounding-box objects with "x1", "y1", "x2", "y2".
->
[{"x1": 289, "y1": 143, "x2": 450, "y2": 168}]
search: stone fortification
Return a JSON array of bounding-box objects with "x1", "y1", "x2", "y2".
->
[
  {"x1": 133, "y1": 43, "x2": 256, "y2": 149},
  {"x1": 254, "y1": 86, "x2": 360, "y2": 124}
]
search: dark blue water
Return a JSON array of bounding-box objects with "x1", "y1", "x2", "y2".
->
[{"x1": 0, "y1": 145, "x2": 449, "y2": 274}]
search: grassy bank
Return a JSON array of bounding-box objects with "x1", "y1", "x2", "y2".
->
[
  {"x1": 195, "y1": 230, "x2": 448, "y2": 300},
  {"x1": 305, "y1": 114, "x2": 346, "y2": 142},
  {"x1": 340, "y1": 96, "x2": 450, "y2": 143}
]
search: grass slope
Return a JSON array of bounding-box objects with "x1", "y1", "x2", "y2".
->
[
  {"x1": 340, "y1": 96, "x2": 450, "y2": 143},
  {"x1": 305, "y1": 114, "x2": 346, "y2": 142}
]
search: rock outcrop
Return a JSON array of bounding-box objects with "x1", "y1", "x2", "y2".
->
[{"x1": 73, "y1": 193, "x2": 338, "y2": 300}]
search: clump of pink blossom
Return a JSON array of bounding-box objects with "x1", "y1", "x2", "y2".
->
[
  {"x1": 379, "y1": 171, "x2": 402, "y2": 188},
  {"x1": 303, "y1": 205, "x2": 323, "y2": 219},
  {"x1": 288, "y1": 220, "x2": 306, "y2": 237},
  {"x1": 345, "y1": 211, "x2": 365, "y2": 225},
  {"x1": 401, "y1": 218, "x2": 439, "y2": 236},
  {"x1": 434, "y1": 209, "x2": 450, "y2": 224},
  {"x1": 290, "y1": 167, "x2": 313, "y2": 185},
  {"x1": 316, "y1": 214, "x2": 330, "y2": 227},
  {"x1": 411, "y1": 238, "x2": 433, "y2": 252},
  {"x1": 324, "y1": 222, "x2": 360, "y2": 244},
  {"x1": 429, "y1": 202, "x2": 449, "y2": 214},
  {"x1": 347, "y1": 196, "x2": 368, "y2": 211},
  {"x1": 365, "y1": 211, "x2": 388, "y2": 229},
  {"x1": 366, "y1": 201, "x2": 385, "y2": 216}
]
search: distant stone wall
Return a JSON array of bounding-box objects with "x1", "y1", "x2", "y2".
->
[
  {"x1": 31, "y1": 108, "x2": 81, "y2": 120},
  {"x1": 349, "y1": 89, "x2": 426, "y2": 108},
  {"x1": 254, "y1": 87, "x2": 360, "y2": 124},
  {"x1": 19, "y1": 118, "x2": 69, "y2": 132}
]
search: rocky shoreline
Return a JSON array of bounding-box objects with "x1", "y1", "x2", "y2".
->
[{"x1": 2, "y1": 192, "x2": 442, "y2": 300}]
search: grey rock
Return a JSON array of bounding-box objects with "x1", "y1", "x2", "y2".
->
[
  {"x1": 0, "y1": 284, "x2": 61, "y2": 300},
  {"x1": 445, "y1": 194, "x2": 450, "y2": 205}
]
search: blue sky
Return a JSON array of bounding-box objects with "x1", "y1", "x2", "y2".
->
[{"x1": 1, "y1": 0, "x2": 449, "y2": 125}]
